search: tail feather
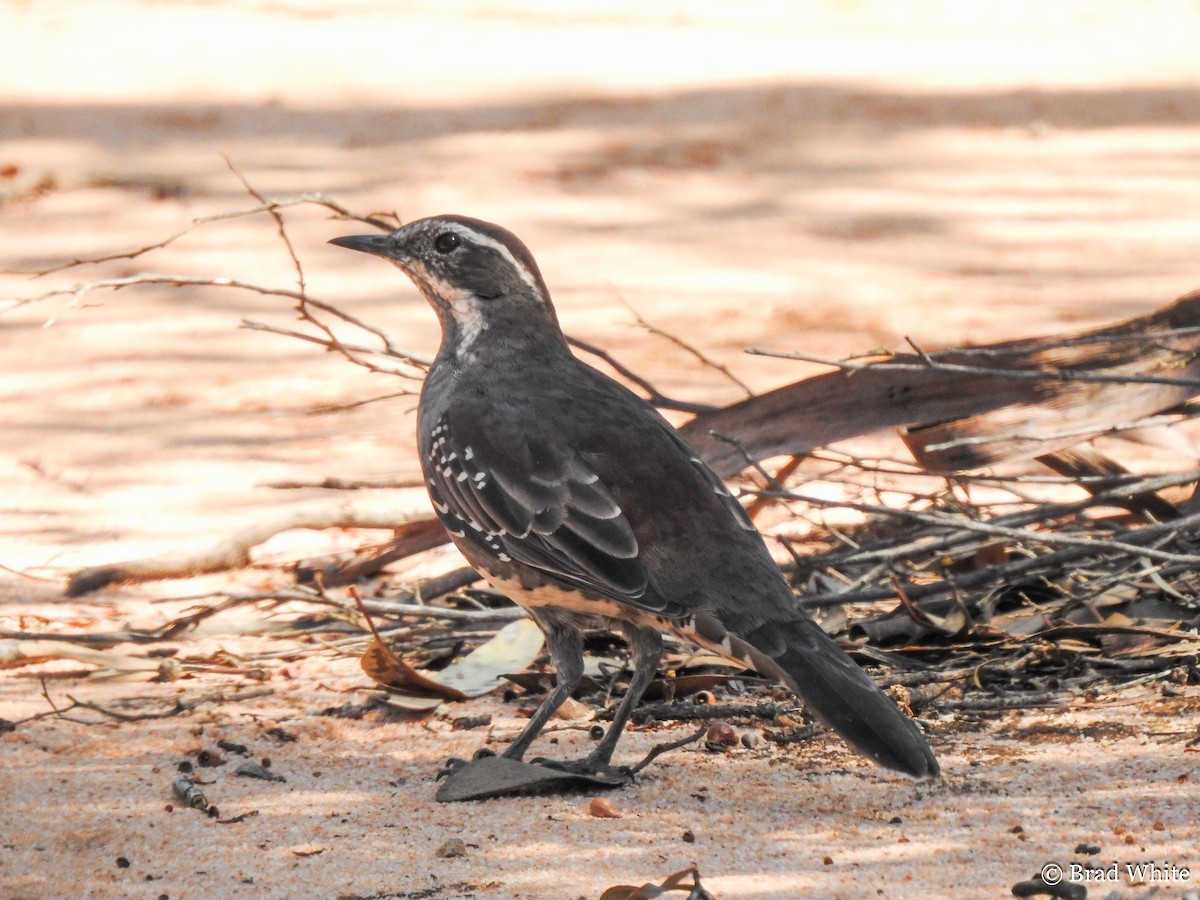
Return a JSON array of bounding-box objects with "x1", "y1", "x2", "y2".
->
[{"x1": 706, "y1": 615, "x2": 939, "y2": 779}]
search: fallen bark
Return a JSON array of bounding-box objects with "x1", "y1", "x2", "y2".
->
[
  {"x1": 66, "y1": 501, "x2": 446, "y2": 596},
  {"x1": 683, "y1": 289, "x2": 1200, "y2": 476}
]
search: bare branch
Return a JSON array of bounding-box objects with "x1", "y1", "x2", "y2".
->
[
  {"x1": 623, "y1": 301, "x2": 754, "y2": 396},
  {"x1": 239, "y1": 318, "x2": 427, "y2": 378},
  {"x1": 4, "y1": 273, "x2": 306, "y2": 323},
  {"x1": 745, "y1": 344, "x2": 1200, "y2": 390},
  {"x1": 566, "y1": 336, "x2": 717, "y2": 414},
  {"x1": 224, "y1": 156, "x2": 307, "y2": 298},
  {"x1": 9, "y1": 192, "x2": 397, "y2": 279}
]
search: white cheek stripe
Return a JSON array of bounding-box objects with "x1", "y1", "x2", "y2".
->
[{"x1": 441, "y1": 222, "x2": 541, "y2": 295}]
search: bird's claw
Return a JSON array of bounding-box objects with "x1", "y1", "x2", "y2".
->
[{"x1": 436, "y1": 747, "x2": 496, "y2": 780}]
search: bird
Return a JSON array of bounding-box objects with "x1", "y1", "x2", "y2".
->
[{"x1": 330, "y1": 215, "x2": 939, "y2": 780}]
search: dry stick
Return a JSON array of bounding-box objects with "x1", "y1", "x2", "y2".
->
[
  {"x1": 262, "y1": 477, "x2": 426, "y2": 491},
  {"x1": 566, "y1": 336, "x2": 716, "y2": 415},
  {"x1": 745, "y1": 455, "x2": 804, "y2": 520},
  {"x1": 746, "y1": 344, "x2": 1200, "y2": 390},
  {"x1": 624, "y1": 701, "x2": 798, "y2": 725},
  {"x1": 229, "y1": 168, "x2": 418, "y2": 378},
  {"x1": 8, "y1": 273, "x2": 305, "y2": 323},
  {"x1": 7, "y1": 179, "x2": 429, "y2": 375},
  {"x1": 761, "y1": 468, "x2": 1200, "y2": 570},
  {"x1": 627, "y1": 725, "x2": 709, "y2": 776},
  {"x1": 306, "y1": 389, "x2": 420, "y2": 414},
  {"x1": 878, "y1": 666, "x2": 980, "y2": 688},
  {"x1": 359, "y1": 598, "x2": 526, "y2": 623},
  {"x1": 64, "y1": 688, "x2": 274, "y2": 723},
  {"x1": 0, "y1": 561, "x2": 60, "y2": 583},
  {"x1": 239, "y1": 319, "x2": 427, "y2": 376},
  {"x1": 841, "y1": 500, "x2": 1200, "y2": 567},
  {"x1": 12, "y1": 192, "x2": 397, "y2": 279},
  {"x1": 224, "y1": 157, "x2": 306, "y2": 297},
  {"x1": 723, "y1": 431, "x2": 1194, "y2": 573},
  {"x1": 221, "y1": 578, "x2": 517, "y2": 624},
  {"x1": 938, "y1": 692, "x2": 1068, "y2": 711},
  {"x1": 624, "y1": 302, "x2": 754, "y2": 396},
  {"x1": 801, "y1": 540, "x2": 1150, "y2": 609},
  {"x1": 66, "y1": 503, "x2": 445, "y2": 595}
]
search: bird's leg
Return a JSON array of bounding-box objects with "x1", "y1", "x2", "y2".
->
[
  {"x1": 500, "y1": 619, "x2": 585, "y2": 761},
  {"x1": 439, "y1": 619, "x2": 584, "y2": 778},
  {"x1": 533, "y1": 625, "x2": 662, "y2": 777}
]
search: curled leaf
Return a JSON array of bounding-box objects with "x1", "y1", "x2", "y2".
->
[
  {"x1": 589, "y1": 797, "x2": 622, "y2": 819},
  {"x1": 598, "y1": 864, "x2": 715, "y2": 900},
  {"x1": 360, "y1": 637, "x2": 467, "y2": 701}
]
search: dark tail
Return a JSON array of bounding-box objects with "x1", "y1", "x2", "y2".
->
[{"x1": 718, "y1": 615, "x2": 939, "y2": 778}]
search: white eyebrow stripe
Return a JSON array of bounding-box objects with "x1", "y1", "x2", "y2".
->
[{"x1": 442, "y1": 222, "x2": 540, "y2": 295}]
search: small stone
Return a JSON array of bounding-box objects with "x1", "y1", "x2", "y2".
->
[
  {"x1": 435, "y1": 838, "x2": 467, "y2": 859},
  {"x1": 588, "y1": 797, "x2": 621, "y2": 819},
  {"x1": 704, "y1": 722, "x2": 739, "y2": 751},
  {"x1": 740, "y1": 730, "x2": 761, "y2": 750}
]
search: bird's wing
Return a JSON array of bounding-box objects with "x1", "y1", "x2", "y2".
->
[{"x1": 425, "y1": 414, "x2": 692, "y2": 618}]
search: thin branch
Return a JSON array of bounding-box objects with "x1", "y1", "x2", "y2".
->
[
  {"x1": 63, "y1": 688, "x2": 274, "y2": 723},
  {"x1": 5, "y1": 274, "x2": 306, "y2": 323},
  {"x1": 623, "y1": 302, "x2": 753, "y2": 396},
  {"x1": 628, "y1": 725, "x2": 708, "y2": 776},
  {"x1": 306, "y1": 390, "x2": 419, "y2": 414},
  {"x1": 261, "y1": 476, "x2": 426, "y2": 491},
  {"x1": 239, "y1": 318, "x2": 427, "y2": 377},
  {"x1": 567, "y1": 336, "x2": 716, "y2": 414},
  {"x1": 10, "y1": 192, "x2": 397, "y2": 279},
  {"x1": 224, "y1": 156, "x2": 307, "y2": 299},
  {"x1": 745, "y1": 343, "x2": 1200, "y2": 390},
  {"x1": 359, "y1": 598, "x2": 527, "y2": 623}
]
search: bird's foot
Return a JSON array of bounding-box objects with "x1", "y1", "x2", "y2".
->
[
  {"x1": 527, "y1": 755, "x2": 634, "y2": 783},
  {"x1": 436, "y1": 747, "x2": 495, "y2": 781}
]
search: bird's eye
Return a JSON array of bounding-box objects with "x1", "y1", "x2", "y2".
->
[{"x1": 434, "y1": 232, "x2": 461, "y2": 254}]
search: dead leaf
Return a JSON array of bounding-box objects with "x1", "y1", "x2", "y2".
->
[
  {"x1": 429, "y1": 619, "x2": 544, "y2": 697},
  {"x1": 894, "y1": 579, "x2": 970, "y2": 636},
  {"x1": 289, "y1": 844, "x2": 326, "y2": 858},
  {"x1": 589, "y1": 797, "x2": 622, "y2": 819},
  {"x1": 359, "y1": 638, "x2": 467, "y2": 701},
  {"x1": 598, "y1": 864, "x2": 714, "y2": 900},
  {"x1": 372, "y1": 692, "x2": 444, "y2": 713},
  {"x1": 361, "y1": 619, "x2": 544, "y2": 703}
]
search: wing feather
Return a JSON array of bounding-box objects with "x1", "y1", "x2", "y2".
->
[{"x1": 424, "y1": 415, "x2": 663, "y2": 608}]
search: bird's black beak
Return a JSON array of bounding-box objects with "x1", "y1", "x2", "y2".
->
[{"x1": 328, "y1": 233, "x2": 394, "y2": 257}]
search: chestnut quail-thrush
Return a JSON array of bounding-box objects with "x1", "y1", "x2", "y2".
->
[{"x1": 330, "y1": 216, "x2": 939, "y2": 779}]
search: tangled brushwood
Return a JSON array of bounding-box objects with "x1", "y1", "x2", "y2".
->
[{"x1": 5, "y1": 188, "x2": 1199, "y2": 741}]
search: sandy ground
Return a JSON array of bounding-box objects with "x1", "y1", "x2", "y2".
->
[{"x1": 3, "y1": 2, "x2": 1200, "y2": 898}]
